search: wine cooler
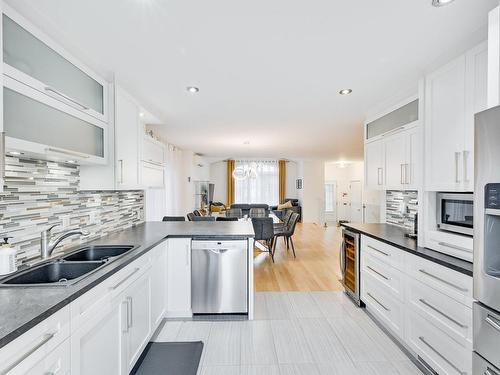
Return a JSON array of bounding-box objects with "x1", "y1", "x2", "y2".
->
[{"x1": 340, "y1": 228, "x2": 361, "y2": 305}]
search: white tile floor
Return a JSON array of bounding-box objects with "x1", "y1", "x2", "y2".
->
[{"x1": 153, "y1": 292, "x2": 424, "y2": 375}]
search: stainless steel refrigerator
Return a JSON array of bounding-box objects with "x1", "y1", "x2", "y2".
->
[{"x1": 473, "y1": 105, "x2": 500, "y2": 374}]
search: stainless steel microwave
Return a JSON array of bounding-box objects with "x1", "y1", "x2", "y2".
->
[{"x1": 437, "y1": 193, "x2": 473, "y2": 236}]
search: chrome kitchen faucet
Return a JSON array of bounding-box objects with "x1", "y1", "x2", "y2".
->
[{"x1": 40, "y1": 225, "x2": 90, "y2": 259}]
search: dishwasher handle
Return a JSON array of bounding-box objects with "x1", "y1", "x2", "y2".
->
[{"x1": 207, "y1": 249, "x2": 229, "y2": 255}]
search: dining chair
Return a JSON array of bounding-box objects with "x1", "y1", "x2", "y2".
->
[
  {"x1": 186, "y1": 213, "x2": 196, "y2": 221},
  {"x1": 193, "y1": 210, "x2": 202, "y2": 216},
  {"x1": 251, "y1": 217, "x2": 275, "y2": 262},
  {"x1": 226, "y1": 208, "x2": 243, "y2": 219},
  {"x1": 249, "y1": 207, "x2": 266, "y2": 218},
  {"x1": 272, "y1": 212, "x2": 299, "y2": 258},
  {"x1": 216, "y1": 217, "x2": 238, "y2": 221},
  {"x1": 162, "y1": 216, "x2": 186, "y2": 222},
  {"x1": 274, "y1": 210, "x2": 293, "y2": 232},
  {"x1": 192, "y1": 216, "x2": 216, "y2": 222}
]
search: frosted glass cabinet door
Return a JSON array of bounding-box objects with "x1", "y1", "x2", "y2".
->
[
  {"x1": 4, "y1": 86, "x2": 105, "y2": 161},
  {"x1": 2, "y1": 13, "x2": 107, "y2": 122}
]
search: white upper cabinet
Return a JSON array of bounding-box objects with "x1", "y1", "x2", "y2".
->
[
  {"x1": 1, "y1": 6, "x2": 109, "y2": 165},
  {"x1": 2, "y1": 8, "x2": 108, "y2": 123},
  {"x1": 425, "y1": 42, "x2": 487, "y2": 192},
  {"x1": 115, "y1": 85, "x2": 141, "y2": 189},
  {"x1": 364, "y1": 97, "x2": 420, "y2": 191},
  {"x1": 384, "y1": 132, "x2": 407, "y2": 190},
  {"x1": 365, "y1": 139, "x2": 385, "y2": 190}
]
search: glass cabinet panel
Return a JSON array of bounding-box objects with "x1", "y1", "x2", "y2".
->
[
  {"x1": 4, "y1": 87, "x2": 104, "y2": 158},
  {"x1": 366, "y1": 99, "x2": 419, "y2": 139},
  {"x1": 2, "y1": 14, "x2": 104, "y2": 115}
]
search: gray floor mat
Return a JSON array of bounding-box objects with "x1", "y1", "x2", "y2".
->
[{"x1": 130, "y1": 342, "x2": 203, "y2": 375}]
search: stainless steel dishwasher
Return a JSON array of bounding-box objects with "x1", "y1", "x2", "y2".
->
[{"x1": 191, "y1": 239, "x2": 248, "y2": 314}]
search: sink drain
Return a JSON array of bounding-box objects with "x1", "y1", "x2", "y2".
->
[{"x1": 58, "y1": 278, "x2": 68, "y2": 283}]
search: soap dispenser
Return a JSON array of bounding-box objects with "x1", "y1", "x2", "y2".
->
[{"x1": 0, "y1": 237, "x2": 17, "y2": 275}]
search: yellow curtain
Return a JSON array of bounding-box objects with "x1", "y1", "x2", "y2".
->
[
  {"x1": 278, "y1": 160, "x2": 286, "y2": 203},
  {"x1": 226, "y1": 160, "x2": 235, "y2": 206}
]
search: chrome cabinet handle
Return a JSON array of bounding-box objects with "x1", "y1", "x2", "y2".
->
[
  {"x1": 111, "y1": 267, "x2": 140, "y2": 290},
  {"x1": 463, "y1": 150, "x2": 469, "y2": 183},
  {"x1": 485, "y1": 367, "x2": 500, "y2": 375},
  {"x1": 405, "y1": 163, "x2": 411, "y2": 185},
  {"x1": 400, "y1": 164, "x2": 405, "y2": 185},
  {"x1": 118, "y1": 159, "x2": 124, "y2": 184},
  {"x1": 122, "y1": 300, "x2": 130, "y2": 333},
  {"x1": 455, "y1": 152, "x2": 461, "y2": 183},
  {"x1": 418, "y1": 269, "x2": 468, "y2": 292},
  {"x1": 367, "y1": 245, "x2": 390, "y2": 257},
  {"x1": 339, "y1": 240, "x2": 346, "y2": 276},
  {"x1": 367, "y1": 265, "x2": 390, "y2": 280},
  {"x1": 127, "y1": 296, "x2": 133, "y2": 328},
  {"x1": 377, "y1": 168, "x2": 383, "y2": 185},
  {"x1": 46, "y1": 147, "x2": 90, "y2": 159},
  {"x1": 418, "y1": 298, "x2": 467, "y2": 328},
  {"x1": 0, "y1": 133, "x2": 5, "y2": 189},
  {"x1": 485, "y1": 314, "x2": 500, "y2": 333},
  {"x1": 367, "y1": 292, "x2": 390, "y2": 311},
  {"x1": 418, "y1": 336, "x2": 466, "y2": 375},
  {"x1": 437, "y1": 242, "x2": 470, "y2": 253},
  {"x1": 0, "y1": 332, "x2": 56, "y2": 375},
  {"x1": 45, "y1": 86, "x2": 90, "y2": 110}
]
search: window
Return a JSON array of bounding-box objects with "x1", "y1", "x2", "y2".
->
[
  {"x1": 325, "y1": 183, "x2": 336, "y2": 212},
  {"x1": 234, "y1": 160, "x2": 279, "y2": 205}
]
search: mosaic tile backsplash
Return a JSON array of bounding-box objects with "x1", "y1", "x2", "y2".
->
[
  {"x1": 0, "y1": 156, "x2": 144, "y2": 264},
  {"x1": 386, "y1": 190, "x2": 418, "y2": 230}
]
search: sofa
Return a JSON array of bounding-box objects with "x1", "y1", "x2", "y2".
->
[
  {"x1": 229, "y1": 203, "x2": 270, "y2": 217},
  {"x1": 270, "y1": 198, "x2": 302, "y2": 222}
]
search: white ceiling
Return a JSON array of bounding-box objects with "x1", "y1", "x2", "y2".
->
[{"x1": 7, "y1": 0, "x2": 498, "y2": 161}]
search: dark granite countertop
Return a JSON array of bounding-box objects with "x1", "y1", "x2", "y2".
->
[
  {"x1": 341, "y1": 223, "x2": 473, "y2": 277},
  {"x1": 0, "y1": 221, "x2": 254, "y2": 350}
]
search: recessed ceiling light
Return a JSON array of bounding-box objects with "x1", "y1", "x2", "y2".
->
[
  {"x1": 8, "y1": 151, "x2": 22, "y2": 156},
  {"x1": 243, "y1": 141, "x2": 250, "y2": 145},
  {"x1": 139, "y1": 112, "x2": 145, "y2": 117},
  {"x1": 432, "y1": 0, "x2": 455, "y2": 7},
  {"x1": 339, "y1": 89, "x2": 352, "y2": 95},
  {"x1": 187, "y1": 86, "x2": 199, "y2": 93}
]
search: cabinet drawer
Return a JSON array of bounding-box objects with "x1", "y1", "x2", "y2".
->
[
  {"x1": 22, "y1": 339, "x2": 70, "y2": 375},
  {"x1": 361, "y1": 235, "x2": 404, "y2": 271},
  {"x1": 0, "y1": 306, "x2": 70, "y2": 374},
  {"x1": 406, "y1": 253, "x2": 472, "y2": 306},
  {"x1": 407, "y1": 310, "x2": 472, "y2": 375},
  {"x1": 141, "y1": 138, "x2": 164, "y2": 166},
  {"x1": 71, "y1": 253, "x2": 152, "y2": 326},
  {"x1": 473, "y1": 303, "x2": 500, "y2": 371},
  {"x1": 426, "y1": 230, "x2": 473, "y2": 262},
  {"x1": 141, "y1": 162, "x2": 164, "y2": 188},
  {"x1": 361, "y1": 252, "x2": 404, "y2": 301},
  {"x1": 361, "y1": 272, "x2": 404, "y2": 339},
  {"x1": 408, "y1": 278, "x2": 472, "y2": 347}
]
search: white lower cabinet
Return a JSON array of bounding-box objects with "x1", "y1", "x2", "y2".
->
[
  {"x1": 166, "y1": 238, "x2": 192, "y2": 317},
  {"x1": 123, "y1": 270, "x2": 152, "y2": 373},
  {"x1": 360, "y1": 234, "x2": 473, "y2": 375},
  {"x1": 70, "y1": 301, "x2": 124, "y2": 375},
  {"x1": 151, "y1": 243, "x2": 167, "y2": 328}
]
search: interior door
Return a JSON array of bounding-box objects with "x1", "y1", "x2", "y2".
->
[{"x1": 349, "y1": 181, "x2": 363, "y2": 223}]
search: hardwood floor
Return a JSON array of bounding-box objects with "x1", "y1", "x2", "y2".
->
[{"x1": 253, "y1": 223, "x2": 344, "y2": 292}]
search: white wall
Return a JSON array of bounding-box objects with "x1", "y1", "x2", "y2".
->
[{"x1": 297, "y1": 160, "x2": 325, "y2": 224}]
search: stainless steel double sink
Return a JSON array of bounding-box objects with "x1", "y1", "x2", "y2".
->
[{"x1": 0, "y1": 245, "x2": 136, "y2": 287}]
